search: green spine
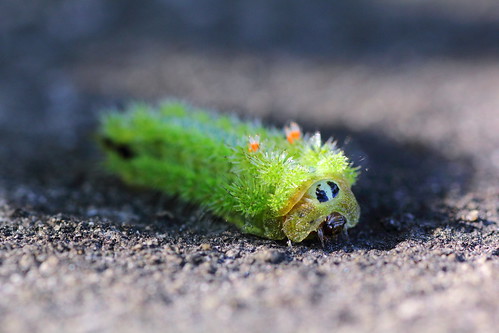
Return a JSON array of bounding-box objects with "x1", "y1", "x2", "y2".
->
[{"x1": 99, "y1": 100, "x2": 360, "y2": 242}]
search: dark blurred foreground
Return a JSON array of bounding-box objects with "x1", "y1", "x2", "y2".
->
[{"x1": 0, "y1": 1, "x2": 498, "y2": 332}]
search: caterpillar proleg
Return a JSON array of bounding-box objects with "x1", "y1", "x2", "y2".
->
[{"x1": 99, "y1": 100, "x2": 360, "y2": 244}]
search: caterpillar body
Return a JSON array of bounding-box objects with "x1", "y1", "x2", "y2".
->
[{"x1": 99, "y1": 100, "x2": 360, "y2": 244}]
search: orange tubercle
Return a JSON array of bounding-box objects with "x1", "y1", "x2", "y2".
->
[
  {"x1": 248, "y1": 135, "x2": 260, "y2": 152},
  {"x1": 285, "y1": 121, "x2": 301, "y2": 144}
]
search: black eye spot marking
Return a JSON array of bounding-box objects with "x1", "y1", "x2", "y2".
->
[
  {"x1": 102, "y1": 137, "x2": 135, "y2": 160},
  {"x1": 310, "y1": 180, "x2": 341, "y2": 203},
  {"x1": 315, "y1": 184, "x2": 329, "y2": 203},
  {"x1": 327, "y1": 181, "x2": 340, "y2": 198}
]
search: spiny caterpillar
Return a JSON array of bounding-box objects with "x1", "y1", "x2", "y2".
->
[{"x1": 99, "y1": 100, "x2": 360, "y2": 245}]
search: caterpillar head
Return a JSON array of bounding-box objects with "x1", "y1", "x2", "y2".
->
[{"x1": 281, "y1": 176, "x2": 360, "y2": 244}]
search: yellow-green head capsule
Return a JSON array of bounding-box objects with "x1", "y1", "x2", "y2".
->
[{"x1": 99, "y1": 100, "x2": 360, "y2": 244}]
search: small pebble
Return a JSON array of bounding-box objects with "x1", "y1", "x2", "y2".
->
[
  {"x1": 200, "y1": 243, "x2": 212, "y2": 251},
  {"x1": 39, "y1": 256, "x2": 59, "y2": 274},
  {"x1": 225, "y1": 249, "x2": 241, "y2": 258},
  {"x1": 259, "y1": 249, "x2": 286, "y2": 264},
  {"x1": 464, "y1": 210, "x2": 479, "y2": 222}
]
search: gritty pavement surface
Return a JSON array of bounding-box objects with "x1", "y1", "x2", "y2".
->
[{"x1": 1, "y1": 1, "x2": 498, "y2": 332}]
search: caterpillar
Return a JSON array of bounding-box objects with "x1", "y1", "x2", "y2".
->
[{"x1": 99, "y1": 100, "x2": 360, "y2": 245}]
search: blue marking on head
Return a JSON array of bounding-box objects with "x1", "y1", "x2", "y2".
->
[{"x1": 315, "y1": 184, "x2": 329, "y2": 203}]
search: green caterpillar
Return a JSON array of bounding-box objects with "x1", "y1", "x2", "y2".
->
[{"x1": 99, "y1": 100, "x2": 360, "y2": 244}]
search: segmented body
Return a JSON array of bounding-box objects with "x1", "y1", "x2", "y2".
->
[{"x1": 99, "y1": 100, "x2": 360, "y2": 242}]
